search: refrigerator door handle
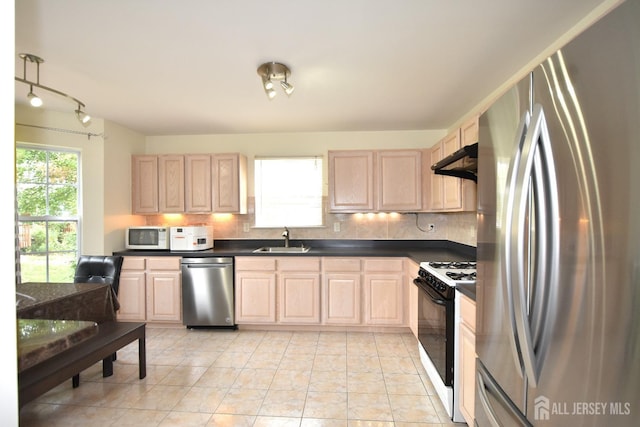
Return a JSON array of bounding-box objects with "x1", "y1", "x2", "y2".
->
[
  {"x1": 511, "y1": 103, "x2": 560, "y2": 388},
  {"x1": 502, "y1": 111, "x2": 530, "y2": 375},
  {"x1": 477, "y1": 362, "x2": 533, "y2": 426}
]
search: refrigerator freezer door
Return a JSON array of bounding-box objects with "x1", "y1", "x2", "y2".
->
[{"x1": 476, "y1": 78, "x2": 530, "y2": 414}]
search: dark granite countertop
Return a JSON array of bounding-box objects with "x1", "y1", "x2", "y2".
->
[{"x1": 114, "y1": 239, "x2": 476, "y2": 264}]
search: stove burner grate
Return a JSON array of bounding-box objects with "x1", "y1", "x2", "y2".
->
[
  {"x1": 445, "y1": 271, "x2": 477, "y2": 281},
  {"x1": 430, "y1": 261, "x2": 476, "y2": 270}
]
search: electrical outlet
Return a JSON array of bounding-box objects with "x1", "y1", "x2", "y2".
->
[
  {"x1": 243, "y1": 223, "x2": 250, "y2": 232},
  {"x1": 428, "y1": 223, "x2": 435, "y2": 232},
  {"x1": 333, "y1": 222, "x2": 341, "y2": 232}
]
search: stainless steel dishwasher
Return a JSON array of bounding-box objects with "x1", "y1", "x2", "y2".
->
[{"x1": 181, "y1": 257, "x2": 235, "y2": 328}]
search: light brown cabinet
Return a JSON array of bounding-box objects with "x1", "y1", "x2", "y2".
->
[
  {"x1": 131, "y1": 153, "x2": 247, "y2": 214},
  {"x1": 407, "y1": 259, "x2": 419, "y2": 338},
  {"x1": 212, "y1": 153, "x2": 247, "y2": 214},
  {"x1": 158, "y1": 155, "x2": 185, "y2": 212},
  {"x1": 328, "y1": 150, "x2": 375, "y2": 211},
  {"x1": 278, "y1": 258, "x2": 321, "y2": 324},
  {"x1": 329, "y1": 149, "x2": 422, "y2": 212},
  {"x1": 363, "y1": 258, "x2": 405, "y2": 325},
  {"x1": 117, "y1": 256, "x2": 182, "y2": 323},
  {"x1": 458, "y1": 293, "x2": 476, "y2": 426},
  {"x1": 131, "y1": 155, "x2": 159, "y2": 214},
  {"x1": 322, "y1": 258, "x2": 362, "y2": 325},
  {"x1": 185, "y1": 154, "x2": 212, "y2": 212},
  {"x1": 235, "y1": 257, "x2": 277, "y2": 323},
  {"x1": 426, "y1": 116, "x2": 477, "y2": 212},
  {"x1": 235, "y1": 257, "x2": 320, "y2": 325}
]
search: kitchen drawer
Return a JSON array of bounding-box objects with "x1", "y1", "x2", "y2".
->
[
  {"x1": 236, "y1": 257, "x2": 276, "y2": 271},
  {"x1": 323, "y1": 258, "x2": 361, "y2": 272},
  {"x1": 122, "y1": 257, "x2": 146, "y2": 270},
  {"x1": 460, "y1": 294, "x2": 476, "y2": 331},
  {"x1": 278, "y1": 257, "x2": 321, "y2": 271},
  {"x1": 363, "y1": 258, "x2": 404, "y2": 272},
  {"x1": 146, "y1": 257, "x2": 181, "y2": 271}
]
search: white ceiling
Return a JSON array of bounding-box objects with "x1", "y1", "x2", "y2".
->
[{"x1": 15, "y1": 0, "x2": 614, "y2": 136}]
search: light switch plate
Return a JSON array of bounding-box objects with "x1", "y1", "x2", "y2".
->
[
  {"x1": 243, "y1": 223, "x2": 250, "y2": 232},
  {"x1": 333, "y1": 222, "x2": 341, "y2": 232}
]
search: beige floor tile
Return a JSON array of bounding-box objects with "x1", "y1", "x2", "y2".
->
[
  {"x1": 302, "y1": 418, "x2": 348, "y2": 427},
  {"x1": 258, "y1": 389, "x2": 307, "y2": 417},
  {"x1": 215, "y1": 388, "x2": 267, "y2": 415},
  {"x1": 347, "y1": 392, "x2": 393, "y2": 422},
  {"x1": 212, "y1": 351, "x2": 252, "y2": 368},
  {"x1": 270, "y1": 369, "x2": 312, "y2": 391},
  {"x1": 158, "y1": 410, "x2": 213, "y2": 426},
  {"x1": 195, "y1": 366, "x2": 242, "y2": 388},
  {"x1": 347, "y1": 372, "x2": 387, "y2": 394},
  {"x1": 245, "y1": 351, "x2": 284, "y2": 369},
  {"x1": 205, "y1": 413, "x2": 255, "y2": 426},
  {"x1": 383, "y1": 373, "x2": 427, "y2": 395},
  {"x1": 387, "y1": 394, "x2": 441, "y2": 423},
  {"x1": 309, "y1": 370, "x2": 347, "y2": 393},
  {"x1": 348, "y1": 421, "x2": 394, "y2": 427},
  {"x1": 179, "y1": 351, "x2": 223, "y2": 367},
  {"x1": 232, "y1": 367, "x2": 277, "y2": 389},
  {"x1": 313, "y1": 354, "x2": 347, "y2": 371},
  {"x1": 160, "y1": 365, "x2": 208, "y2": 386},
  {"x1": 303, "y1": 391, "x2": 348, "y2": 419},
  {"x1": 172, "y1": 386, "x2": 228, "y2": 413},
  {"x1": 129, "y1": 384, "x2": 191, "y2": 411},
  {"x1": 18, "y1": 329, "x2": 451, "y2": 427},
  {"x1": 280, "y1": 353, "x2": 315, "y2": 371},
  {"x1": 379, "y1": 356, "x2": 419, "y2": 375},
  {"x1": 254, "y1": 415, "x2": 302, "y2": 426},
  {"x1": 346, "y1": 356, "x2": 381, "y2": 373}
]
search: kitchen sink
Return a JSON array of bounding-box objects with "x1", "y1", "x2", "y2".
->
[{"x1": 253, "y1": 246, "x2": 311, "y2": 253}]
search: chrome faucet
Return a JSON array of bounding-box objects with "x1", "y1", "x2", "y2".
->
[{"x1": 282, "y1": 226, "x2": 290, "y2": 247}]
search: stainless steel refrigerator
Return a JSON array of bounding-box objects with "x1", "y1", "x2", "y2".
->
[{"x1": 475, "y1": 0, "x2": 640, "y2": 425}]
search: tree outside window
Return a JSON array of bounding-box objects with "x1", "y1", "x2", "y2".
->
[{"x1": 16, "y1": 147, "x2": 80, "y2": 282}]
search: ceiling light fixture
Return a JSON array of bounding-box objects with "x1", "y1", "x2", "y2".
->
[
  {"x1": 15, "y1": 53, "x2": 92, "y2": 127},
  {"x1": 257, "y1": 62, "x2": 295, "y2": 99}
]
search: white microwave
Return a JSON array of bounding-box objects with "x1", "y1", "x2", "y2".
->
[{"x1": 125, "y1": 226, "x2": 170, "y2": 250}]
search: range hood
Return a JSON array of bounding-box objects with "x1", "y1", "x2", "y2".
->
[{"x1": 431, "y1": 142, "x2": 478, "y2": 182}]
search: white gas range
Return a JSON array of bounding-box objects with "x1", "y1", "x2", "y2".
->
[{"x1": 413, "y1": 260, "x2": 476, "y2": 422}]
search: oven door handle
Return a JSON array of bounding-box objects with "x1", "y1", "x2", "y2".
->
[{"x1": 413, "y1": 278, "x2": 448, "y2": 306}]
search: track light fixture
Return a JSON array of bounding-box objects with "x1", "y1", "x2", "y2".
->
[
  {"x1": 257, "y1": 62, "x2": 295, "y2": 99},
  {"x1": 15, "y1": 53, "x2": 92, "y2": 127}
]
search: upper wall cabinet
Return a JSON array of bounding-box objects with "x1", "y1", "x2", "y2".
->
[
  {"x1": 159, "y1": 155, "x2": 185, "y2": 213},
  {"x1": 329, "y1": 149, "x2": 422, "y2": 212},
  {"x1": 212, "y1": 153, "x2": 248, "y2": 214},
  {"x1": 132, "y1": 155, "x2": 159, "y2": 214},
  {"x1": 329, "y1": 150, "x2": 375, "y2": 211},
  {"x1": 426, "y1": 116, "x2": 478, "y2": 212},
  {"x1": 131, "y1": 153, "x2": 247, "y2": 214},
  {"x1": 185, "y1": 154, "x2": 212, "y2": 213}
]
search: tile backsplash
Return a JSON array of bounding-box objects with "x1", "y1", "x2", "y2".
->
[{"x1": 144, "y1": 197, "x2": 477, "y2": 247}]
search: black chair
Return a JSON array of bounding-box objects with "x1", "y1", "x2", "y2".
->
[
  {"x1": 74, "y1": 255, "x2": 123, "y2": 295},
  {"x1": 72, "y1": 255, "x2": 124, "y2": 387}
]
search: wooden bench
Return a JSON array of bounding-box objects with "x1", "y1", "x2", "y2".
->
[{"x1": 18, "y1": 321, "x2": 146, "y2": 407}]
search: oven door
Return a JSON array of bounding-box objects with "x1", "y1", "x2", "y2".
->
[{"x1": 414, "y1": 278, "x2": 455, "y2": 386}]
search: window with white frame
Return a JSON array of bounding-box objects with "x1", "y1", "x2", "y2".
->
[
  {"x1": 254, "y1": 157, "x2": 323, "y2": 227},
  {"x1": 16, "y1": 146, "x2": 80, "y2": 282}
]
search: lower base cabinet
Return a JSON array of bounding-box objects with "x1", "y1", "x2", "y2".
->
[
  {"x1": 458, "y1": 293, "x2": 476, "y2": 426},
  {"x1": 235, "y1": 256, "x2": 408, "y2": 328},
  {"x1": 117, "y1": 257, "x2": 182, "y2": 323},
  {"x1": 363, "y1": 258, "x2": 405, "y2": 326}
]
